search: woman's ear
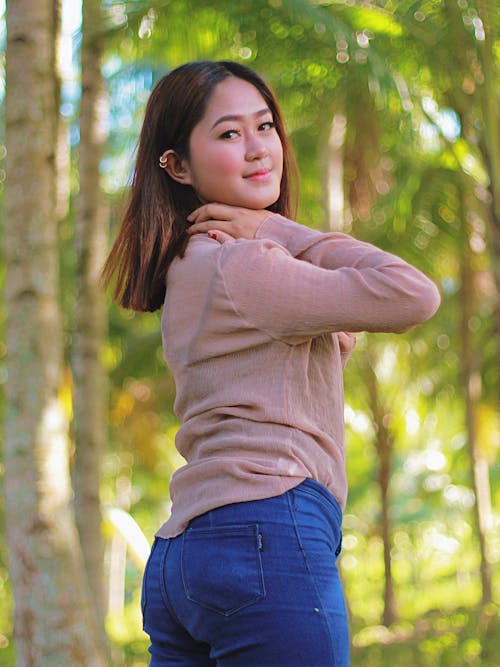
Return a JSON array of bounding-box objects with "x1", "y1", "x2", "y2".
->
[{"x1": 159, "y1": 149, "x2": 192, "y2": 185}]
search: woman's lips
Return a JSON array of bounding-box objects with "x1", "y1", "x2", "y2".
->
[{"x1": 244, "y1": 169, "x2": 272, "y2": 181}]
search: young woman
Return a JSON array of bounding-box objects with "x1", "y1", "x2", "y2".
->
[{"x1": 103, "y1": 60, "x2": 440, "y2": 667}]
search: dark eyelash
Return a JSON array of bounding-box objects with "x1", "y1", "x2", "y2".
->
[{"x1": 219, "y1": 121, "x2": 275, "y2": 139}]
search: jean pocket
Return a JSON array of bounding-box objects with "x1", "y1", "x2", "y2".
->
[{"x1": 181, "y1": 524, "x2": 265, "y2": 616}]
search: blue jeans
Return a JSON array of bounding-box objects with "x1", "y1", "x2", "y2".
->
[{"x1": 142, "y1": 478, "x2": 349, "y2": 666}]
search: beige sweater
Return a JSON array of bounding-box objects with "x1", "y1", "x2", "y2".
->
[{"x1": 156, "y1": 214, "x2": 440, "y2": 538}]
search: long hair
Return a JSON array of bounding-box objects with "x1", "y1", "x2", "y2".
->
[{"x1": 102, "y1": 60, "x2": 298, "y2": 312}]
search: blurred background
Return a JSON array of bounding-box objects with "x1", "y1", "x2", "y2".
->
[{"x1": 1, "y1": 1, "x2": 499, "y2": 666}]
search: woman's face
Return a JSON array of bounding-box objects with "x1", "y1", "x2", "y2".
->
[{"x1": 182, "y1": 77, "x2": 283, "y2": 209}]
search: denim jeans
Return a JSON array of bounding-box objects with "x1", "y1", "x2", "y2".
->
[{"x1": 141, "y1": 478, "x2": 349, "y2": 666}]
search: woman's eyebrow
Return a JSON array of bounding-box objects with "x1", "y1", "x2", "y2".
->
[{"x1": 210, "y1": 107, "x2": 272, "y2": 130}]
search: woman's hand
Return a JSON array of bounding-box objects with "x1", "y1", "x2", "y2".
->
[
  {"x1": 337, "y1": 332, "x2": 356, "y2": 356},
  {"x1": 186, "y1": 204, "x2": 270, "y2": 243}
]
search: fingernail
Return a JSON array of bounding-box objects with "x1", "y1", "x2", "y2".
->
[{"x1": 208, "y1": 231, "x2": 217, "y2": 240}]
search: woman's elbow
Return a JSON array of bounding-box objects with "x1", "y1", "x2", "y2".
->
[
  {"x1": 417, "y1": 280, "x2": 441, "y2": 321},
  {"x1": 398, "y1": 281, "x2": 441, "y2": 332}
]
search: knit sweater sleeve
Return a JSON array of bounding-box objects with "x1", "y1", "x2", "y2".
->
[{"x1": 217, "y1": 215, "x2": 440, "y2": 343}]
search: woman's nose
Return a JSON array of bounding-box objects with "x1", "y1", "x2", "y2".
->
[{"x1": 245, "y1": 136, "x2": 269, "y2": 161}]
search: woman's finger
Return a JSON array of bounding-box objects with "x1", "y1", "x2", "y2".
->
[
  {"x1": 207, "y1": 229, "x2": 234, "y2": 244},
  {"x1": 187, "y1": 220, "x2": 229, "y2": 235},
  {"x1": 187, "y1": 203, "x2": 235, "y2": 223},
  {"x1": 337, "y1": 332, "x2": 356, "y2": 354}
]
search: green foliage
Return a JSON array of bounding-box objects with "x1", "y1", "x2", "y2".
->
[{"x1": 351, "y1": 604, "x2": 500, "y2": 667}]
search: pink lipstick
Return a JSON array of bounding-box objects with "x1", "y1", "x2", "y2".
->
[{"x1": 245, "y1": 169, "x2": 271, "y2": 181}]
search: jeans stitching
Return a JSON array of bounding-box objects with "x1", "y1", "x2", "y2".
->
[
  {"x1": 294, "y1": 483, "x2": 343, "y2": 558},
  {"x1": 158, "y1": 538, "x2": 185, "y2": 627},
  {"x1": 294, "y1": 482, "x2": 343, "y2": 525},
  {"x1": 287, "y1": 489, "x2": 338, "y2": 667},
  {"x1": 141, "y1": 537, "x2": 159, "y2": 619}
]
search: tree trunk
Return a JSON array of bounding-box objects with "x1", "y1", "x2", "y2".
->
[
  {"x1": 365, "y1": 345, "x2": 398, "y2": 626},
  {"x1": 443, "y1": 0, "x2": 495, "y2": 608},
  {"x1": 460, "y1": 201, "x2": 493, "y2": 605},
  {"x1": 72, "y1": 0, "x2": 109, "y2": 650},
  {"x1": 477, "y1": 1, "x2": 500, "y2": 400},
  {"x1": 445, "y1": 0, "x2": 500, "y2": 390},
  {"x1": 477, "y1": 0, "x2": 500, "y2": 258},
  {"x1": 324, "y1": 113, "x2": 350, "y2": 232},
  {"x1": 4, "y1": 2, "x2": 106, "y2": 665}
]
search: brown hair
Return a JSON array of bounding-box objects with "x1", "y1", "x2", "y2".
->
[{"x1": 102, "y1": 60, "x2": 298, "y2": 312}]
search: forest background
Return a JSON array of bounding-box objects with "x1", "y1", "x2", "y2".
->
[{"x1": 1, "y1": 1, "x2": 499, "y2": 666}]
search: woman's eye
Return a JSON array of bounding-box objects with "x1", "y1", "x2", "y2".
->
[
  {"x1": 220, "y1": 129, "x2": 239, "y2": 139},
  {"x1": 259, "y1": 121, "x2": 275, "y2": 131}
]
